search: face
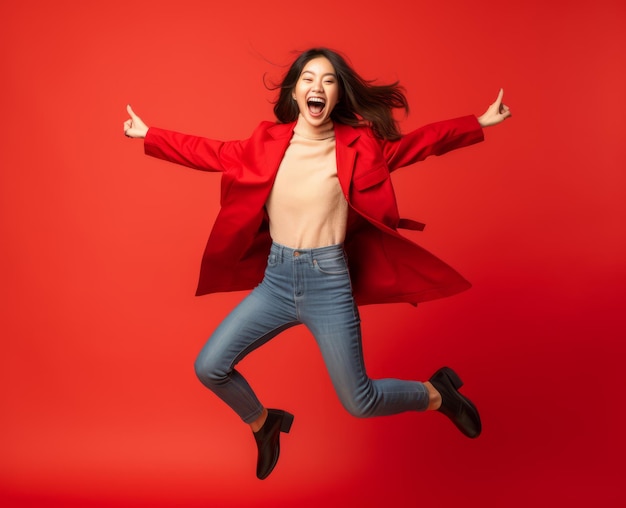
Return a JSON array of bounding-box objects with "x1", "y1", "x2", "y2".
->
[{"x1": 292, "y1": 56, "x2": 340, "y2": 131}]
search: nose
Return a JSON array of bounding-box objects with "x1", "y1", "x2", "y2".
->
[{"x1": 313, "y1": 79, "x2": 324, "y2": 92}]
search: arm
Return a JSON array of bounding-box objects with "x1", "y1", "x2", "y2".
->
[
  {"x1": 383, "y1": 89, "x2": 511, "y2": 170},
  {"x1": 123, "y1": 105, "x2": 242, "y2": 172},
  {"x1": 383, "y1": 115, "x2": 485, "y2": 171}
]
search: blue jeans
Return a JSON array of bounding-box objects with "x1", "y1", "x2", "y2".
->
[{"x1": 194, "y1": 242, "x2": 429, "y2": 424}]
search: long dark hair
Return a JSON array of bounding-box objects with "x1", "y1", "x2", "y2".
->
[{"x1": 271, "y1": 48, "x2": 409, "y2": 140}]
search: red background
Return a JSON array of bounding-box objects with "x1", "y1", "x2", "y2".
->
[{"x1": 1, "y1": 0, "x2": 624, "y2": 506}]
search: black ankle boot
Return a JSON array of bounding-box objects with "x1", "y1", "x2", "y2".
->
[
  {"x1": 253, "y1": 409, "x2": 294, "y2": 480},
  {"x1": 429, "y1": 367, "x2": 481, "y2": 438}
]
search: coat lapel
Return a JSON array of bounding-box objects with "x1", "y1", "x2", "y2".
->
[
  {"x1": 264, "y1": 122, "x2": 296, "y2": 178},
  {"x1": 334, "y1": 123, "x2": 360, "y2": 197}
]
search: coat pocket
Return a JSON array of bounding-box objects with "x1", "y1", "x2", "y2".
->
[{"x1": 352, "y1": 165, "x2": 389, "y2": 191}]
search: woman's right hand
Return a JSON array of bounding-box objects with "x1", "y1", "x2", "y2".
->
[{"x1": 123, "y1": 104, "x2": 149, "y2": 138}]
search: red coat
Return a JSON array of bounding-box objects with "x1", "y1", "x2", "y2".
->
[{"x1": 144, "y1": 116, "x2": 484, "y2": 305}]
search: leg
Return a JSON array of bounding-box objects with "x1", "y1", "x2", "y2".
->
[
  {"x1": 305, "y1": 291, "x2": 480, "y2": 436},
  {"x1": 424, "y1": 382, "x2": 443, "y2": 410},
  {"x1": 194, "y1": 244, "x2": 307, "y2": 479},
  {"x1": 194, "y1": 282, "x2": 298, "y2": 424},
  {"x1": 296, "y1": 245, "x2": 430, "y2": 417},
  {"x1": 304, "y1": 299, "x2": 431, "y2": 417},
  {"x1": 293, "y1": 244, "x2": 480, "y2": 436}
]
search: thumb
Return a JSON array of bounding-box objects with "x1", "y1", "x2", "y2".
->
[
  {"x1": 126, "y1": 104, "x2": 139, "y2": 120},
  {"x1": 495, "y1": 88, "x2": 504, "y2": 105}
]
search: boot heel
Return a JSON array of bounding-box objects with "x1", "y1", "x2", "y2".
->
[
  {"x1": 280, "y1": 412, "x2": 294, "y2": 433},
  {"x1": 443, "y1": 367, "x2": 464, "y2": 389}
]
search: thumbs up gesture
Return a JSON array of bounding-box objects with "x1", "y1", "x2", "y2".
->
[
  {"x1": 123, "y1": 104, "x2": 149, "y2": 138},
  {"x1": 477, "y1": 89, "x2": 511, "y2": 128}
]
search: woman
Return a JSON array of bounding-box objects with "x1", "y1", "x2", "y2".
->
[{"x1": 123, "y1": 48, "x2": 511, "y2": 479}]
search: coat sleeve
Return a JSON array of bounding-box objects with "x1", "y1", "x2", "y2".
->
[
  {"x1": 382, "y1": 115, "x2": 484, "y2": 172},
  {"x1": 143, "y1": 127, "x2": 246, "y2": 173}
]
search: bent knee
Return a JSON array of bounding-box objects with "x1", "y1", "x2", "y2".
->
[
  {"x1": 339, "y1": 397, "x2": 376, "y2": 419},
  {"x1": 194, "y1": 353, "x2": 229, "y2": 387}
]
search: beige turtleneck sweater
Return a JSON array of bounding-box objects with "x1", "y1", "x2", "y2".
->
[{"x1": 265, "y1": 123, "x2": 348, "y2": 249}]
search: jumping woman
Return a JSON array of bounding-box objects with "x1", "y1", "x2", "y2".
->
[{"x1": 123, "y1": 47, "x2": 511, "y2": 479}]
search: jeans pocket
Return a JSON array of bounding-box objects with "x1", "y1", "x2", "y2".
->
[{"x1": 313, "y1": 255, "x2": 348, "y2": 275}]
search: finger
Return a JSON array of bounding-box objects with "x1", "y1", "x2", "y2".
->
[
  {"x1": 123, "y1": 118, "x2": 133, "y2": 137},
  {"x1": 494, "y1": 88, "x2": 504, "y2": 106},
  {"x1": 126, "y1": 104, "x2": 138, "y2": 120},
  {"x1": 500, "y1": 103, "x2": 511, "y2": 118}
]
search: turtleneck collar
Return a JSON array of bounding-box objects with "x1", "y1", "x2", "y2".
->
[{"x1": 293, "y1": 114, "x2": 335, "y2": 140}]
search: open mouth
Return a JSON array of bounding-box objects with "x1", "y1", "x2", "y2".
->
[{"x1": 307, "y1": 97, "x2": 326, "y2": 115}]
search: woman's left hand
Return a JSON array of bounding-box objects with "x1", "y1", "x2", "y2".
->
[{"x1": 478, "y1": 89, "x2": 511, "y2": 127}]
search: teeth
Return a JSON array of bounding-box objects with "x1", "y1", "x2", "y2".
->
[{"x1": 308, "y1": 97, "x2": 325, "y2": 104}]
